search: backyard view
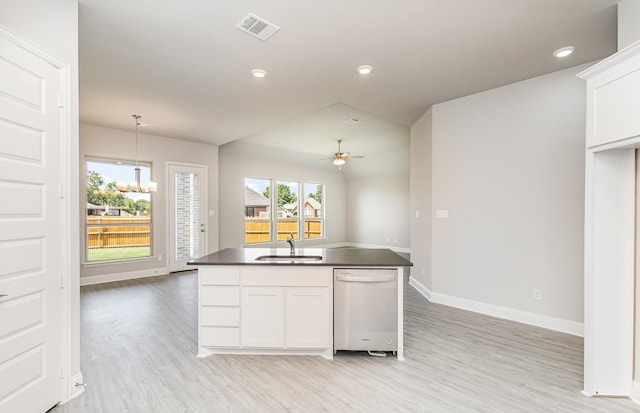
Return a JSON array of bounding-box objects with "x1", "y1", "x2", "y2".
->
[
  {"x1": 244, "y1": 178, "x2": 324, "y2": 243},
  {"x1": 86, "y1": 160, "x2": 152, "y2": 262}
]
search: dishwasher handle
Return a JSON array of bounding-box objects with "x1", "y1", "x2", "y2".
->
[{"x1": 335, "y1": 274, "x2": 396, "y2": 283}]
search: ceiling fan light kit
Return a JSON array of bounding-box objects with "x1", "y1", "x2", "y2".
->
[{"x1": 326, "y1": 139, "x2": 363, "y2": 168}]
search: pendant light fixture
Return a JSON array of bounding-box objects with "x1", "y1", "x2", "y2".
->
[
  {"x1": 132, "y1": 114, "x2": 142, "y2": 192},
  {"x1": 117, "y1": 114, "x2": 157, "y2": 193}
]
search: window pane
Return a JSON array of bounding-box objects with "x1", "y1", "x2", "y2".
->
[
  {"x1": 86, "y1": 159, "x2": 152, "y2": 262},
  {"x1": 276, "y1": 180, "x2": 298, "y2": 240},
  {"x1": 175, "y1": 171, "x2": 200, "y2": 261},
  {"x1": 303, "y1": 182, "x2": 324, "y2": 239},
  {"x1": 245, "y1": 178, "x2": 271, "y2": 243}
]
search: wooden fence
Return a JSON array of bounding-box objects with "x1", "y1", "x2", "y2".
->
[
  {"x1": 245, "y1": 219, "x2": 322, "y2": 243},
  {"x1": 87, "y1": 216, "x2": 321, "y2": 247},
  {"x1": 87, "y1": 216, "x2": 151, "y2": 249}
]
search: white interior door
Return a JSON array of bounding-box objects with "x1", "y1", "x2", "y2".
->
[
  {"x1": 0, "y1": 34, "x2": 63, "y2": 412},
  {"x1": 168, "y1": 163, "x2": 207, "y2": 272}
]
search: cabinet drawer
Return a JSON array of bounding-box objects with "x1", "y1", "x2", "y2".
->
[
  {"x1": 201, "y1": 306, "x2": 240, "y2": 327},
  {"x1": 201, "y1": 286, "x2": 240, "y2": 306},
  {"x1": 201, "y1": 326, "x2": 240, "y2": 347},
  {"x1": 200, "y1": 267, "x2": 240, "y2": 285}
]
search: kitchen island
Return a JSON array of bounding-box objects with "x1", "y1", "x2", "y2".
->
[{"x1": 188, "y1": 247, "x2": 412, "y2": 360}]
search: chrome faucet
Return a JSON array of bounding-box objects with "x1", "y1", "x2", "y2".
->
[{"x1": 286, "y1": 233, "x2": 295, "y2": 255}]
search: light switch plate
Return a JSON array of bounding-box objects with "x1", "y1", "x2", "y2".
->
[{"x1": 436, "y1": 210, "x2": 449, "y2": 218}]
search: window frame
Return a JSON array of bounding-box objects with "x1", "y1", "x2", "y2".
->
[
  {"x1": 84, "y1": 157, "x2": 155, "y2": 265},
  {"x1": 244, "y1": 177, "x2": 325, "y2": 244}
]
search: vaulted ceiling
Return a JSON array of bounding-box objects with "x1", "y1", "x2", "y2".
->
[{"x1": 79, "y1": 0, "x2": 617, "y2": 167}]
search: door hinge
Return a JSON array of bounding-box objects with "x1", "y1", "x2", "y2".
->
[
  {"x1": 58, "y1": 94, "x2": 65, "y2": 108},
  {"x1": 60, "y1": 365, "x2": 65, "y2": 379},
  {"x1": 60, "y1": 275, "x2": 64, "y2": 289}
]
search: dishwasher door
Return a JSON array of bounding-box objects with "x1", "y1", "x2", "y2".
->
[{"x1": 334, "y1": 268, "x2": 398, "y2": 352}]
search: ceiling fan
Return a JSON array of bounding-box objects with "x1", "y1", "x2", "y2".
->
[{"x1": 325, "y1": 139, "x2": 363, "y2": 167}]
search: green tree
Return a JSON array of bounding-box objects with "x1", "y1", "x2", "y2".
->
[
  {"x1": 308, "y1": 184, "x2": 323, "y2": 203},
  {"x1": 264, "y1": 184, "x2": 297, "y2": 205},
  {"x1": 87, "y1": 170, "x2": 126, "y2": 207},
  {"x1": 123, "y1": 198, "x2": 151, "y2": 216}
]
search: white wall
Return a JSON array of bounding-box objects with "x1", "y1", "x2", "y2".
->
[
  {"x1": 218, "y1": 141, "x2": 348, "y2": 249},
  {"x1": 409, "y1": 109, "x2": 433, "y2": 290},
  {"x1": 618, "y1": 0, "x2": 640, "y2": 50},
  {"x1": 0, "y1": 0, "x2": 81, "y2": 401},
  {"x1": 80, "y1": 124, "x2": 219, "y2": 283},
  {"x1": 411, "y1": 64, "x2": 589, "y2": 334}
]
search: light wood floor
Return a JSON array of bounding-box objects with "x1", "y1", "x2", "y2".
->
[{"x1": 52, "y1": 271, "x2": 640, "y2": 413}]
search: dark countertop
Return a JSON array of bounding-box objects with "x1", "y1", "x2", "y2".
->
[{"x1": 187, "y1": 247, "x2": 413, "y2": 267}]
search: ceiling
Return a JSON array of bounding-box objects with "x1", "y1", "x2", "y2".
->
[{"x1": 78, "y1": 0, "x2": 618, "y2": 166}]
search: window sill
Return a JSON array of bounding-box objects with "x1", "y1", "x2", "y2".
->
[{"x1": 82, "y1": 255, "x2": 159, "y2": 267}]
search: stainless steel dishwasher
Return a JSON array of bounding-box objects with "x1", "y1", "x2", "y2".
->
[{"x1": 334, "y1": 268, "x2": 398, "y2": 354}]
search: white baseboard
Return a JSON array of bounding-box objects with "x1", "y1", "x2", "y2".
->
[
  {"x1": 631, "y1": 381, "x2": 640, "y2": 405},
  {"x1": 409, "y1": 276, "x2": 431, "y2": 300},
  {"x1": 344, "y1": 242, "x2": 410, "y2": 254},
  {"x1": 243, "y1": 241, "x2": 410, "y2": 254},
  {"x1": 80, "y1": 267, "x2": 170, "y2": 286},
  {"x1": 408, "y1": 276, "x2": 583, "y2": 337}
]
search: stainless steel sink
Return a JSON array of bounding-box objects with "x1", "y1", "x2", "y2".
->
[{"x1": 255, "y1": 255, "x2": 323, "y2": 262}]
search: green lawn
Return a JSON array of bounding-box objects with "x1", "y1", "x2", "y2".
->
[{"x1": 87, "y1": 247, "x2": 151, "y2": 262}]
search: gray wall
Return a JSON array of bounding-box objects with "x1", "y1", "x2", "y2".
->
[
  {"x1": 618, "y1": 0, "x2": 640, "y2": 50},
  {"x1": 346, "y1": 160, "x2": 410, "y2": 251},
  {"x1": 411, "y1": 64, "x2": 589, "y2": 330},
  {"x1": 80, "y1": 124, "x2": 219, "y2": 282}
]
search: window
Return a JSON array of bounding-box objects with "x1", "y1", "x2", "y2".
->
[
  {"x1": 244, "y1": 178, "x2": 324, "y2": 244},
  {"x1": 276, "y1": 180, "x2": 298, "y2": 240},
  {"x1": 86, "y1": 159, "x2": 153, "y2": 262},
  {"x1": 244, "y1": 178, "x2": 271, "y2": 243},
  {"x1": 303, "y1": 182, "x2": 324, "y2": 239}
]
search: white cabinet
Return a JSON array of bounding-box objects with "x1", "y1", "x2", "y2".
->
[
  {"x1": 198, "y1": 267, "x2": 240, "y2": 350},
  {"x1": 578, "y1": 40, "x2": 640, "y2": 398},
  {"x1": 241, "y1": 287, "x2": 284, "y2": 348},
  {"x1": 579, "y1": 41, "x2": 640, "y2": 148},
  {"x1": 240, "y1": 267, "x2": 331, "y2": 350},
  {"x1": 198, "y1": 265, "x2": 332, "y2": 358},
  {"x1": 286, "y1": 287, "x2": 330, "y2": 349},
  {"x1": 241, "y1": 286, "x2": 330, "y2": 349}
]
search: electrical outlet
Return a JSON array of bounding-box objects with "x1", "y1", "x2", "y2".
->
[{"x1": 532, "y1": 289, "x2": 542, "y2": 300}]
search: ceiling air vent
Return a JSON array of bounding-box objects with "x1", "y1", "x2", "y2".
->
[{"x1": 236, "y1": 13, "x2": 280, "y2": 41}]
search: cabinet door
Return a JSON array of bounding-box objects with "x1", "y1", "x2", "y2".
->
[
  {"x1": 241, "y1": 287, "x2": 284, "y2": 348},
  {"x1": 286, "y1": 287, "x2": 330, "y2": 349}
]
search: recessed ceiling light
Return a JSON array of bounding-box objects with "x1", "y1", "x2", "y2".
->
[
  {"x1": 357, "y1": 65, "x2": 373, "y2": 75},
  {"x1": 553, "y1": 46, "x2": 575, "y2": 58},
  {"x1": 251, "y1": 69, "x2": 267, "y2": 78}
]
